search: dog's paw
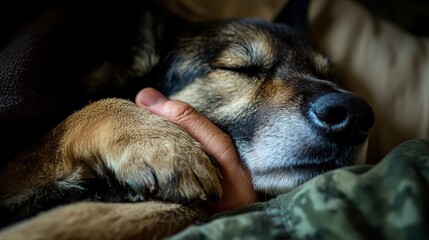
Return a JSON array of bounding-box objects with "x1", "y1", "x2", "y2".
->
[
  {"x1": 92, "y1": 99, "x2": 223, "y2": 203},
  {"x1": 110, "y1": 132, "x2": 222, "y2": 203}
]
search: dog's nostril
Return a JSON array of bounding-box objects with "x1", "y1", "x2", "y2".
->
[
  {"x1": 312, "y1": 105, "x2": 348, "y2": 127},
  {"x1": 308, "y1": 92, "x2": 374, "y2": 144},
  {"x1": 309, "y1": 94, "x2": 350, "y2": 130}
]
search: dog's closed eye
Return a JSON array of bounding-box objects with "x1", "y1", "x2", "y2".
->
[{"x1": 215, "y1": 65, "x2": 267, "y2": 78}]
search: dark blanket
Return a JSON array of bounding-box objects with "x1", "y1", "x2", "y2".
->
[
  {"x1": 0, "y1": 2, "x2": 150, "y2": 165},
  {"x1": 170, "y1": 139, "x2": 429, "y2": 240},
  {"x1": 1, "y1": 3, "x2": 62, "y2": 162},
  {"x1": 0, "y1": 3, "x2": 102, "y2": 163}
]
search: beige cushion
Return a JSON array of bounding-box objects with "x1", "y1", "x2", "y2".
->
[
  {"x1": 308, "y1": 0, "x2": 429, "y2": 162},
  {"x1": 155, "y1": 0, "x2": 288, "y2": 21}
]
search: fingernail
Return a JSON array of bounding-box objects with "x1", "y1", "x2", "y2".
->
[{"x1": 136, "y1": 88, "x2": 168, "y2": 107}]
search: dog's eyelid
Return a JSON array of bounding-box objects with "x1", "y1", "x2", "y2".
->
[{"x1": 214, "y1": 65, "x2": 267, "y2": 77}]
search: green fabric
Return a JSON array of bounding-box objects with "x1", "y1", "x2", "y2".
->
[{"x1": 169, "y1": 139, "x2": 429, "y2": 240}]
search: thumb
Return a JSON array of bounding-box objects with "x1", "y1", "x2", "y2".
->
[{"x1": 136, "y1": 88, "x2": 199, "y2": 129}]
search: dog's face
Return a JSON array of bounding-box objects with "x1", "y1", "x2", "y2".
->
[{"x1": 149, "y1": 19, "x2": 374, "y2": 195}]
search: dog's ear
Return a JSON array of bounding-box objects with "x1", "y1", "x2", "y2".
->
[{"x1": 274, "y1": 0, "x2": 310, "y2": 33}]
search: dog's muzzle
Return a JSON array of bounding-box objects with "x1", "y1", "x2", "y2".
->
[{"x1": 308, "y1": 92, "x2": 374, "y2": 145}]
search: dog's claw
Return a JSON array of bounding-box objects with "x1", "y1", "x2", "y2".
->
[
  {"x1": 124, "y1": 168, "x2": 159, "y2": 197},
  {"x1": 200, "y1": 193, "x2": 208, "y2": 201}
]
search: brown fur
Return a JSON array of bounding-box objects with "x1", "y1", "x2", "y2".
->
[{"x1": 0, "y1": 202, "x2": 206, "y2": 240}]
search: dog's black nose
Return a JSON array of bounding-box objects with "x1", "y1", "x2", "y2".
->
[{"x1": 308, "y1": 92, "x2": 374, "y2": 144}]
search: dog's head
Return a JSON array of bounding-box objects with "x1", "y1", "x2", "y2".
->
[{"x1": 149, "y1": 19, "x2": 374, "y2": 195}]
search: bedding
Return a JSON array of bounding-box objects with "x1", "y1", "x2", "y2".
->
[{"x1": 170, "y1": 140, "x2": 429, "y2": 240}]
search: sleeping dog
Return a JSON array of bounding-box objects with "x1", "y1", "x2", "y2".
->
[{"x1": 0, "y1": 1, "x2": 374, "y2": 237}]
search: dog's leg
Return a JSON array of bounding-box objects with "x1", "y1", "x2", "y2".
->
[
  {"x1": 0, "y1": 98, "x2": 222, "y2": 225},
  {"x1": 0, "y1": 201, "x2": 207, "y2": 240}
]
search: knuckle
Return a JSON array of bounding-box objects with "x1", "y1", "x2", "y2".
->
[{"x1": 168, "y1": 101, "x2": 197, "y2": 124}]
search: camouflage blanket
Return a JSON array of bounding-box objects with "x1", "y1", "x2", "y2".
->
[{"x1": 169, "y1": 139, "x2": 429, "y2": 240}]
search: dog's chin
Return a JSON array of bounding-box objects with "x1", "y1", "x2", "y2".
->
[
  {"x1": 251, "y1": 167, "x2": 325, "y2": 196},
  {"x1": 244, "y1": 138, "x2": 369, "y2": 196}
]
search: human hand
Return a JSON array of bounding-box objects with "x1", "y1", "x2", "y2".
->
[{"x1": 135, "y1": 88, "x2": 258, "y2": 213}]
